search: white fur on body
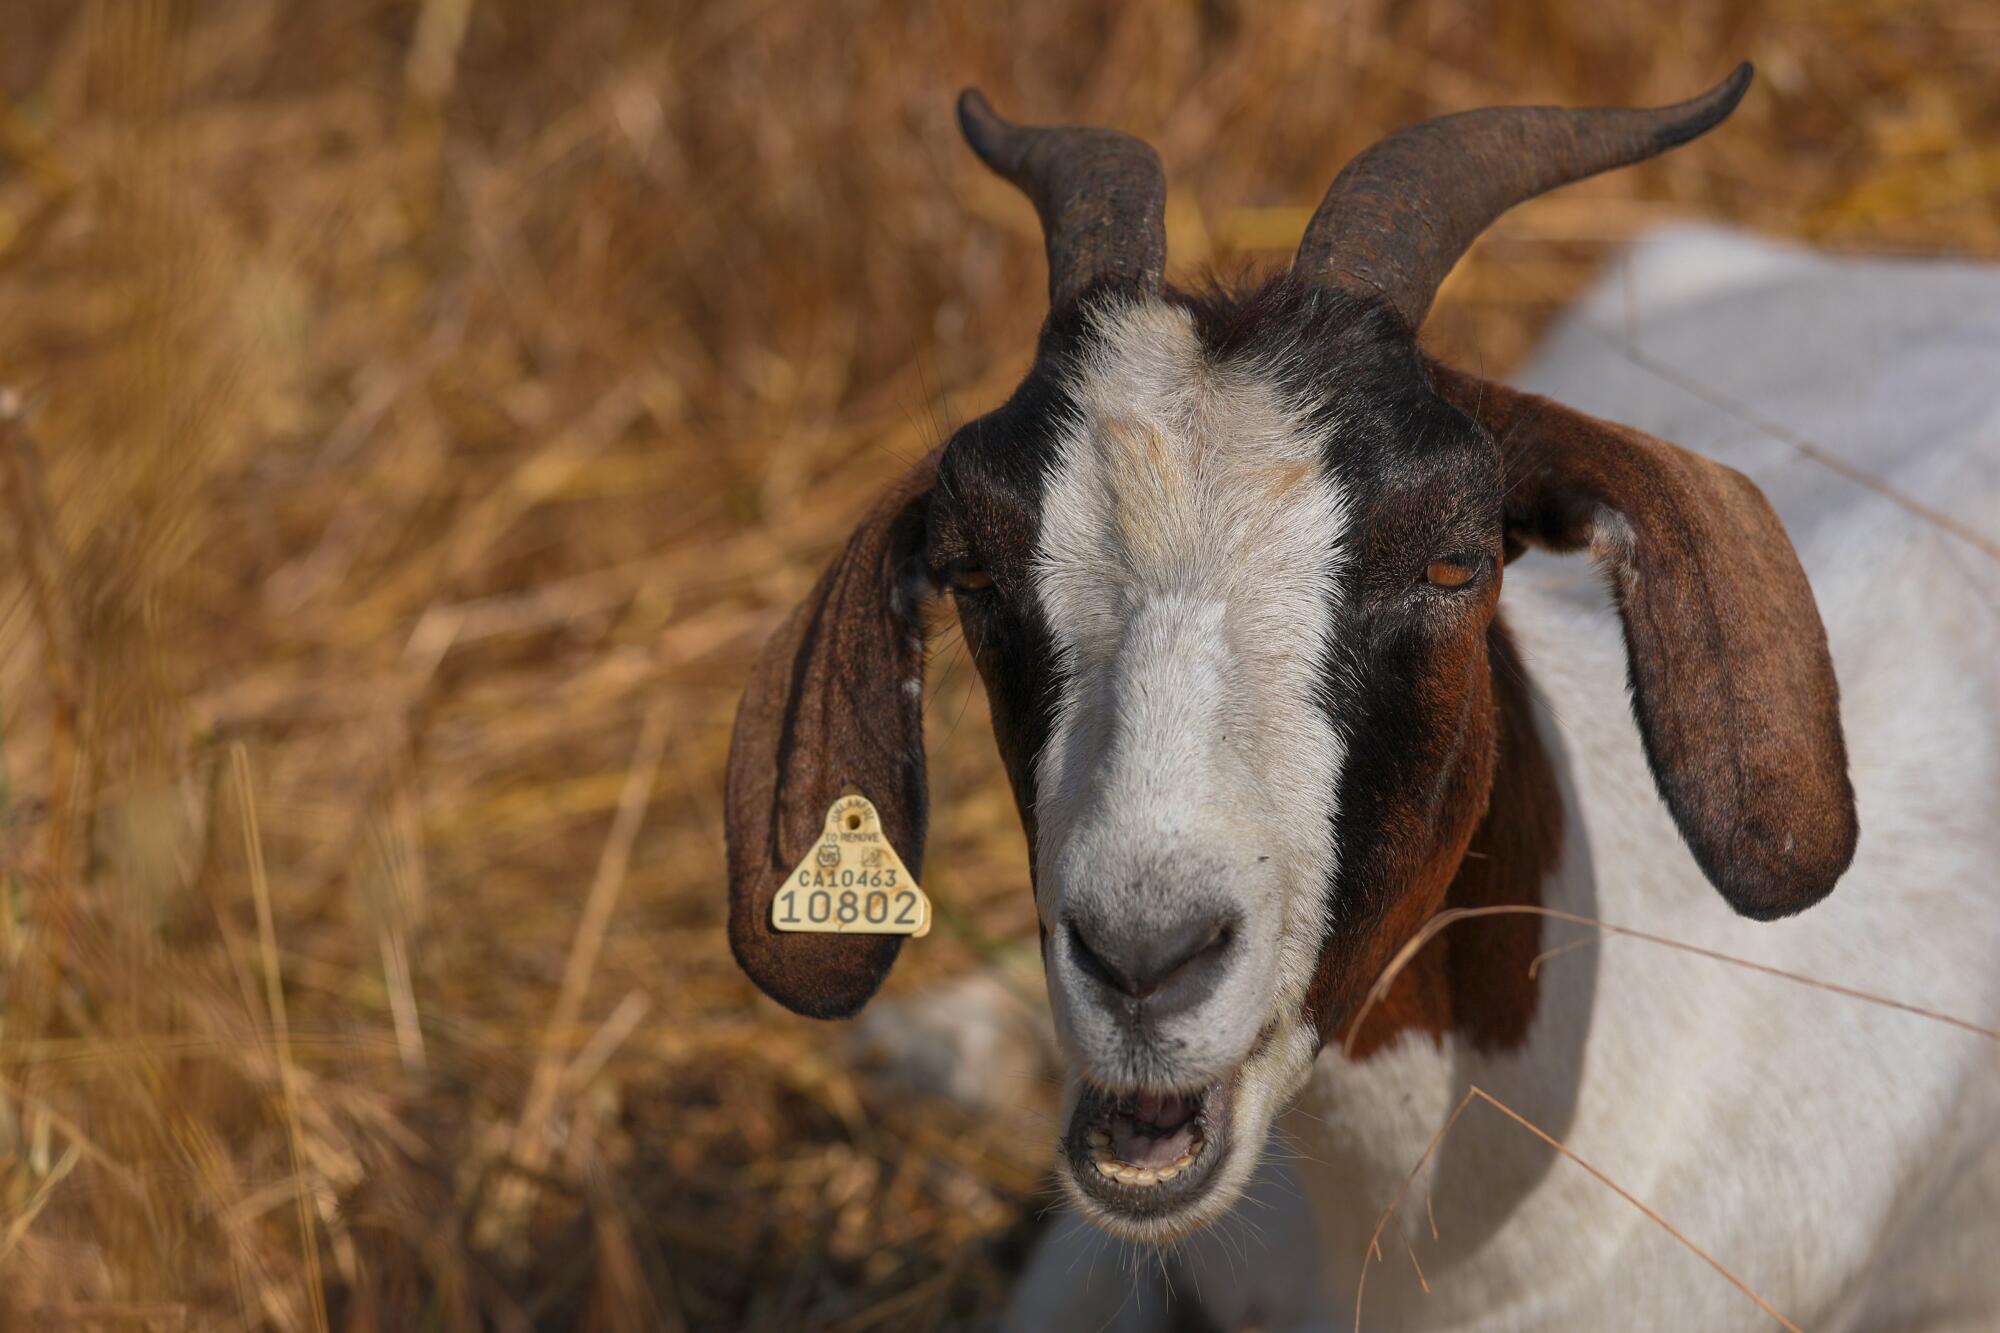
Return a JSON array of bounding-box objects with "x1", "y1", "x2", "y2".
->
[{"x1": 1002, "y1": 228, "x2": 2000, "y2": 1331}]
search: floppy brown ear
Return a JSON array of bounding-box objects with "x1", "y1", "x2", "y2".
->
[
  {"x1": 725, "y1": 453, "x2": 939, "y2": 1017},
  {"x1": 1431, "y1": 364, "x2": 1857, "y2": 919}
]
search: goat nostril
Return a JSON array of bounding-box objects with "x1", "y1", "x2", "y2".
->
[
  {"x1": 1065, "y1": 909, "x2": 1237, "y2": 1005},
  {"x1": 1066, "y1": 917, "x2": 1128, "y2": 995},
  {"x1": 1182, "y1": 921, "x2": 1232, "y2": 968}
]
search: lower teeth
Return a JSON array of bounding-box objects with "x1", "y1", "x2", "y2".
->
[{"x1": 1089, "y1": 1140, "x2": 1200, "y2": 1187}]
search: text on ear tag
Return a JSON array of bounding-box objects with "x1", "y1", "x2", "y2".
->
[{"x1": 774, "y1": 794, "x2": 931, "y2": 937}]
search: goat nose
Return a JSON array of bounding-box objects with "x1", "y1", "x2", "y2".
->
[{"x1": 1065, "y1": 906, "x2": 1238, "y2": 1014}]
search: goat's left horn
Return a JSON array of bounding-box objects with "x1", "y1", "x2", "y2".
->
[
  {"x1": 1293, "y1": 63, "x2": 1753, "y2": 330},
  {"x1": 957, "y1": 88, "x2": 1167, "y2": 311}
]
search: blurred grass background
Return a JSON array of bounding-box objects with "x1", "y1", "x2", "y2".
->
[{"x1": 0, "y1": 1, "x2": 1993, "y2": 1328}]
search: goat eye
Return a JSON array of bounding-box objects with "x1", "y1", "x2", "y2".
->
[
  {"x1": 944, "y1": 561, "x2": 994, "y2": 593},
  {"x1": 1424, "y1": 556, "x2": 1480, "y2": 589}
]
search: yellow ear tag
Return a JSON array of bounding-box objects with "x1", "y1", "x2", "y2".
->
[{"x1": 773, "y1": 794, "x2": 931, "y2": 937}]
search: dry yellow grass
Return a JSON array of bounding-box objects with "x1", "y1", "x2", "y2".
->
[{"x1": 0, "y1": 1, "x2": 1993, "y2": 1328}]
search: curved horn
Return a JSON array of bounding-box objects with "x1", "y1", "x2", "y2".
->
[
  {"x1": 958, "y1": 88, "x2": 1167, "y2": 310},
  {"x1": 1295, "y1": 63, "x2": 1753, "y2": 330}
]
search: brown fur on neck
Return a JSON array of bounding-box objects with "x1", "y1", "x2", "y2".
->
[{"x1": 1329, "y1": 619, "x2": 1563, "y2": 1059}]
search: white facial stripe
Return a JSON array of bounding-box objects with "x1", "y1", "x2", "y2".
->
[{"x1": 1032, "y1": 297, "x2": 1348, "y2": 1092}]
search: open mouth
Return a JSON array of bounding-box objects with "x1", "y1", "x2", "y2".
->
[{"x1": 1063, "y1": 1070, "x2": 1236, "y2": 1218}]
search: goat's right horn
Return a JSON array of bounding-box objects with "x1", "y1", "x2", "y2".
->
[
  {"x1": 957, "y1": 89, "x2": 1167, "y2": 311},
  {"x1": 1294, "y1": 63, "x2": 1753, "y2": 331}
]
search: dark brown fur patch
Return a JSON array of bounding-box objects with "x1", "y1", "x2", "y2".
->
[
  {"x1": 1319, "y1": 620, "x2": 1562, "y2": 1058},
  {"x1": 1342, "y1": 624, "x2": 1564, "y2": 1056}
]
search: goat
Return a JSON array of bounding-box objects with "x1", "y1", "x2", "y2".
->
[{"x1": 723, "y1": 66, "x2": 2000, "y2": 1330}]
